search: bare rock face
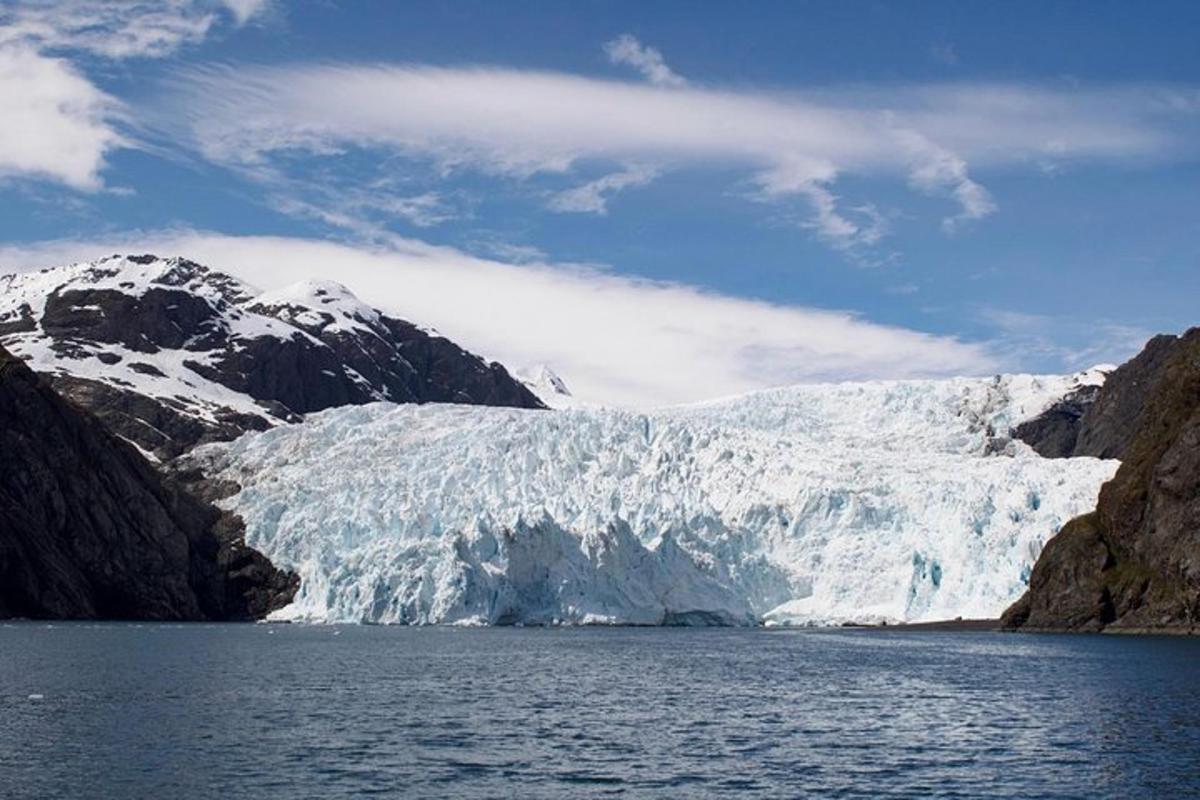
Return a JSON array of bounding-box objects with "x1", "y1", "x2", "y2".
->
[
  {"x1": 1003, "y1": 328, "x2": 1200, "y2": 632},
  {"x1": 1072, "y1": 335, "x2": 1182, "y2": 460},
  {"x1": 1014, "y1": 335, "x2": 1180, "y2": 460},
  {"x1": 1, "y1": 255, "x2": 543, "y2": 459},
  {"x1": 0, "y1": 344, "x2": 297, "y2": 621},
  {"x1": 1011, "y1": 384, "x2": 1101, "y2": 459}
]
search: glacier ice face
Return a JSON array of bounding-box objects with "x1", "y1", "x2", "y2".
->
[{"x1": 196, "y1": 371, "x2": 1118, "y2": 625}]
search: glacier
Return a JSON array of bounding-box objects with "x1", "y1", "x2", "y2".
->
[{"x1": 195, "y1": 372, "x2": 1119, "y2": 626}]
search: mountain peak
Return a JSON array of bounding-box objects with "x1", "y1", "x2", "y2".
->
[
  {"x1": 248, "y1": 278, "x2": 381, "y2": 336},
  {"x1": 533, "y1": 364, "x2": 571, "y2": 396},
  {"x1": 518, "y1": 364, "x2": 575, "y2": 408},
  {"x1": 2, "y1": 254, "x2": 258, "y2": 313},
  {"x1": 0, "y1": 255, "x2": 544, "y2": 459}
]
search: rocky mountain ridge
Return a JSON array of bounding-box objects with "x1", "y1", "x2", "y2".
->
[{"x1": 1, "y1": 255, "x2": 543, "y2": 459}]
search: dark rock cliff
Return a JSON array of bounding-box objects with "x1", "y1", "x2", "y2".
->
[
  {"x1": 1010, "y1": 384, "x2": 1101, "y2": 459},
  {"x1": 1014, "y1": 335, "x2": 1180, "y2": 460},
  {"x1": 1003, "y1": 328, "x2": 1200, "y2": 632},
  {"x1": 0, "y1": 345, "x2": 297, "y2": 621}
]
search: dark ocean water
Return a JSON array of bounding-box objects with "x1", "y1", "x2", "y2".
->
[{"x1": 0, "y1": 624, "x2": 1197, "y2": 799}]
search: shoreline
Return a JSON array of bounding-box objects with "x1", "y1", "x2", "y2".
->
[
  {"x1": 842, "y1": 618, "x2": 1000, "y2": 632},
  {"x1": 4, "y1": 618, "x2": 1196, "y2": 635}
]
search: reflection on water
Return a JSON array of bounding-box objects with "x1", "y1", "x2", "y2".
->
[{"x1": 1, "y1": 624, "x2": 1198, "y2": 798}]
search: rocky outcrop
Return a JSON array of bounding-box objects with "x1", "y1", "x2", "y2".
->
[
  {"x1": 1071, "y1": 335, "x2": 1181, "y2": 460},
  {"x1": 1003, "y1": 328, "x2": 1200, "y2": 632},
  {"x1": 1, "y1": 256, "x2": 543, "y2": 459},
  {"x1": 0, "y1": 344, "x2": 297, "y2": 620},
  {"x1": 48, "y1": 373, "x2": 273, "y2": 460},
  {"x1": 1014, "y1": 336, "x2": 1180, "y2": 460},
  {"x1": 1011, "y1": 384, "x2": 1100, "y2": 458}
]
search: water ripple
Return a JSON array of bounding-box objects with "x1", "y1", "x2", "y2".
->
[{"x1": 0, "y1": 625, "x2": 1198, "y2": 799}]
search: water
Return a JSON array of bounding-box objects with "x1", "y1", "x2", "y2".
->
[{"x1": 1, "y1": 625, "x2": 1198, "y2": 799}]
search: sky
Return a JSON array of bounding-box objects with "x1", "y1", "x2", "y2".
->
[{"x1": 0, "y1": 0, "x2": 1197, "y2": 406}]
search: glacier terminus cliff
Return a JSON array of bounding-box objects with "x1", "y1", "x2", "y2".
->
[{"x1": 193, "y1": 371, "x2": 1117, "y2": 626}]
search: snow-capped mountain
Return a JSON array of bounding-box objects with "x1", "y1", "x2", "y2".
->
[
  {"x1": 194, "y1": 370, "x2": 1117, "y2": 626},
  {"x1": 0, "y1": 255, "x2": 542, "y2": 458},
  {"x1": 516, "y1": 364, "x2": 578, "y2": 408}
]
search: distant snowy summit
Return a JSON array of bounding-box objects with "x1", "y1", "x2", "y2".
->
[
  {"x1": 516, "y1": 364, "x2": 578, "y2": 408},
  {"x1": 0, "y1": 255, "x2": 542, "y2": 459}
]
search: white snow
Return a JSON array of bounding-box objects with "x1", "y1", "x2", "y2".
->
[
  {"x1": 0, "y1": 255, "x2": 253, "y2": 316},
  {"x1": 248, "y1": 279, "x2": 383, "y2": 336},
  {"x1": 0, "y1": 256, "x2": 390, "y2": 433},
  {"x1": 197, "y1": 370, "x2": 1118, "y2": 626},
  {"x1": 1, "y1": 325, "x2": 286, "y2": 427},
  {"x1": 517, "y1": 364, "x2": 579, "y2": 409}
]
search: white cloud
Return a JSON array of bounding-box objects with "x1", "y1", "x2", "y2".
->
[
  {"x1": 220, "y1": 0, "x2": 272, "y2": 27},
  {"x1": 547, "y1": 164, "x2": 659, "y2": 214},
  {"x1": 344, "y1": 190, "x2": 456, "y2": 228},
  {"x1": 0, "y1": 0, "x2": 269, "y2": 190},
  {"x1": 275, "y1": 185, "x2": 459, "y2": 236},
  {"x1": 604, "y1": 34, "x2": 685, "y2": 87},
  {"x1": 797, "y1": 187, "x2": 889, "y2": 252},
  {"x1": 163, "y1": 63, "x2": 1196, "y2": 252},
  {"x1": 980, "y1": 307, "x2": 1154, "y2": 369},
  {"x1": 895, "y1": 130, "x2": 996, "y2": 231},
  {"x1": 0, "y1": 1, "x2": 269, "y2": 58},
  {"x1": 466, "y1": 237, "x2": 548, "y2": 264},
  {"x1": 0, "y1": 230, "x2": 997, "y2": 407},
  {"x1": 0, "y1": 46, "x2": 125, "y2": 190}
]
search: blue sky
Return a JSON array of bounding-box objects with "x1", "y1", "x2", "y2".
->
[{"x1": 1, "y1": 1, "x2": 1197, "y2": 404}]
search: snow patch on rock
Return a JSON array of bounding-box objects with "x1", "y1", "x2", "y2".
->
[{"x1": 247, "y1": 279, "x2": 383, "y2": 337}]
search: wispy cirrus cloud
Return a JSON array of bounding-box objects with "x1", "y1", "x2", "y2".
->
[
  {"x1": 0, "y1": 0, "x2": 270, "y2": 58},
  {"x1": 604, "y1": 34, "x2": 685, "y2": 87},
  {"x1": 0, "y1": 0, "x2": 271, "y2": 190},
  {"x1": 980, "y1": 307, "x2": 1156, "y2": 369},
  {"x1": 547, "y1": 164, "x2": 659, "y2": 214},
  {"x1": 159, "y1": 60, "x2": 1198, "y2": 255},
  {"x1": 220, "y1": 0, "x2": 272, "y2": 27},
  {"x1": 270, "y1": 176, "x2": 462, "y2": 235},
  {"x1": 0, "y1": 230, "x2": 998, "y2": 407}
]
